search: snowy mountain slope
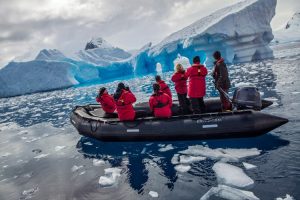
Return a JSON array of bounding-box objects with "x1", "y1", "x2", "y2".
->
[
  {"x1": 73, "y1": 37, "x2": 131, "y2": 66},
  {"x1": 273, "y1": 12, "x2": 300, "y2": 44}
]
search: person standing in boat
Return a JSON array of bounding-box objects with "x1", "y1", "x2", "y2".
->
[
  {"x1": 155, "y1": 75, "x2": 172, "y2": 99},
  {"x1": 113, "y1": 82, "x2": 137, "y2": 121},
  {"x1": 96, "y1": 87, "x2": 116, "y2": 117},
  {"x1": 212, "y1": 51, "x2": 232, "y2": 111},
  {"x1": 171, "y1": 63, "x2": 190, "y2": 114},
  {"x1": 185, "y1": 56, "x2": 208, "y2": 114},
  {"x1": 149, "y1": 83, "x2": 172, "y2": 118}
]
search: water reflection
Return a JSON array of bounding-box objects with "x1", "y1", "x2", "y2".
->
[{"x1": 76, "y1": 133, "x2": 289, "y2": 193}]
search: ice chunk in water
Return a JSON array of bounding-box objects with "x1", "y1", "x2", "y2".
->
[
  {"x1": 179, "y1": 145, "x2": 260, "y2": 162},
  {"x1": 55, "y1": 146, "x2": 66, "y2": 151},
  {"x1": 200, "y1": 185, "x2": 259, "y2": 200},
  {"x1": 158, "y1": 144, "x2": 174, "y2": 152},
  {"x1": 243, "y1": 162, "x2": 257, "y2": 170},
  {"x1": 174, "y1": 164, "x2": 191, "y2": 173},
  {"x1": 213, "y1": 162, "x2": 254, "y2": 188},
  {"x1": 179, "y1": 155, "x2": 206, "y2": 164},
  {"x1": 171, "y1": 154, "x2": 179, "y2": 165},
  {"x1": 21, "y1": 186, "x2": 39, "y2": 199},
  {"x1": 99, "y1": 168, "x2": 122, "y2": 187},
  {"x1": 149, "y1": 191, "x2": 159, "y2": 198},
  {"x1": 34, "y1": 154, "x2": 49, "y2": 159},
  {"x1": 71, "y1": 165, "x2": 83, "y2": 172},
  {"x1": 276, "y1": 194, "x2": 295, "y2": 200},
  {"x1": 93, "y1": 159, "x2": 105, "y2": 166}
]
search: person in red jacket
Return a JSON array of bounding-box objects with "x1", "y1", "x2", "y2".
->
[
  {"x1": 113, "y1": 82, "x2": 137, "y2": 121},
  {"x1": 155, "y1": 75, "x2": 172, "y2": 99},
  {"x1": 149, "y1": 83, "x2": 172, "y2": 118},
  {"x1": 171, "y1": 63, "x2": 190, "y2": 114},
  {"x1": 185, "y1": 56, "x2": 208, "y2": 114},
  {"x1": 96, "y1": 87, "x2": 116, "y2": 117}
]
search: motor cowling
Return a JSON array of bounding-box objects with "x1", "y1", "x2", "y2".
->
[{"x1": 232, "y1": 86, "x2": 262, "y2": 110}]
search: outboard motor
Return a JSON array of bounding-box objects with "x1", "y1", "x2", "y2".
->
[{"x1": 232, "y1": 86, "x2": 262, "y2": 110}]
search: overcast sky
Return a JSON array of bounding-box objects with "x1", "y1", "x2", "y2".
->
[{"x1": 0, "y1": 0, "x2": 299, "y2": 67}]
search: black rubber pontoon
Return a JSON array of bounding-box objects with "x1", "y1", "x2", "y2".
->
[{"x1": 70, "y1": 97, "x2": 288, "y2": 141}]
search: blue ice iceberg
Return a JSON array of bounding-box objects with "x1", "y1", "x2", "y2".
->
[{"x1": 0, "y1": 0, "x2": 277, "y2": 97}]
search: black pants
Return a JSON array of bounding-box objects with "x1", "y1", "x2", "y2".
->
[
  {"x1": 177, "y1": 93, "x2": 191, "y2": 114},
  {"x1": 190, "y1": 97, "x2": 205, "y2": 114}
]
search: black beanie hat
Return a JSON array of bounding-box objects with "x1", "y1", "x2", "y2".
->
[
  {"x1": 153, "y1": 83, "x2": 160, "y2": 92},
  {"x1": 99, "y1": 87, "x2": 106, "y2": 96}
]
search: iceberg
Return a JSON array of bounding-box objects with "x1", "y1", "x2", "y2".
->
[
  {"x1": 0, "y1": 0, "x2": 277, "y2": 97},
  {"x1": 73, "y1": 37, "x2": 132, "y2": 66}
]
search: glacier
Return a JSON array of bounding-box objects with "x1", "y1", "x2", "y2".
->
[{"x1": 0, "y1": 0, "x2": 277, "y2": 97}]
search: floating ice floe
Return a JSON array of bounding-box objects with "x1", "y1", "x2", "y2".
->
[
  {"x1": 158, "y1": 144, "x2": 174, "y2": 152},
  {"x1": 174, "y1": 164, "x2": 191, "y2": 173},
  {"x1": 34, "y1": 154, "x2": 49, "y2": 159},
  {"x1": 93, "y1": 159, "x2": 105, "y2": 166},
  {"x1": 179, "y1": 145, "x2": 261, "y2": 162},
  {"x1": 1, "y1": 152, "x2": 11, "y2": 157},
  {"x1": 55, "y1": 146, "x2": 66, "y2": 151},
  {"x1": 83, "y1": 142, "x2": 93, "y2": 146},
  {"x1": 276, "y1": 194, "x2": 295, "y2": 200},
  {"x1": 99, "y1": 168, "x2": 122, "y2": 187},
  {"x1": 179, "y1": 155, "x2": 206, "y2": 164},
  {"x1": 200, "y1": 185, "x2": 259, "y2": 200},
  {"x1": 212, "y1": 162, "x2": 254, "y2": 188},
  {"x1": 242, "y1": 162, "x2": 257, "y2": 170},
  {"x1": 21, "y1": 186, "x2": 39, "y2": 199},
  {"x1": 71, "y1": 165, "x2": 83, "y2": 172},
  {"x1": 149, "y1": 191, "x2": 159, "y2": 198}
]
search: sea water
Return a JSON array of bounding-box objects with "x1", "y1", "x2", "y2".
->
[{"x1": 0, "y1": 42, "x2": 299, "y2": 199}]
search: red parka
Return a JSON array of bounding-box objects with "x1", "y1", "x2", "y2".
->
[
  {"x1": 171, "y1": 72, "x2": 187, "y2": 94},
  {"x1": 96, "y1": 93, "x2": 116, "y2": 113},
  {"x1": 185, "y1": 64, "x2": 208, "y2": 98},
  {"x1": 157, "y1": 80, "x2": 172, "y2": 98},
  {"x1": 115, "y1": 89, "x2": 136, "y2": 121},
  {"x1": 149, "y1": 91, "x2": 172, "y2": 118}
]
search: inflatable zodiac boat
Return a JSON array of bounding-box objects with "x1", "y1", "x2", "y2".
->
[{"x1": 70, "y1": 87, "x2": 288, "y2": 141}]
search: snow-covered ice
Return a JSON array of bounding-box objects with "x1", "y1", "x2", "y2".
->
[
  {"x1": 242, "y1": 162, "x2": 257, "y2": 170},
  {"x1": 200, "y1": 185, "x2": 259, "y2": 200},
  {"x1": 174, "y1": 164, "x2": 191, "y2": 173},
  {"x1": 158, "y1": 144, "x2": 174, "y2": 152},
  {"x1": 149, "y1": 191, "x2": 159, "y2": 198},
  {"x1": 179, "y1": 145, "x2": 261, "y2": 162},
  {"x1": 34, "y1": 154, "x2": 49, "y2": 159},
  {"x1": 178, "y1": 155, "x2": 206, "y2": 164},
  {"x1": 212, "y1": 162, "x2": 254, "y2": 188},
  {"x1": 54, "y1": 146, "x2": 66, "y2": 151},
  {"x1": 92, "y1": 159, "x2": 105, "y2": 166},
  {"x1": 98, "y1": 168, "x2": 122, "y2": 187},
  {"x1": 276, "y1": 194, "x2": 295, "y2": 200},
  {"x1": 71, "y1": 165, "x2": 83, "y2": 172}
]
